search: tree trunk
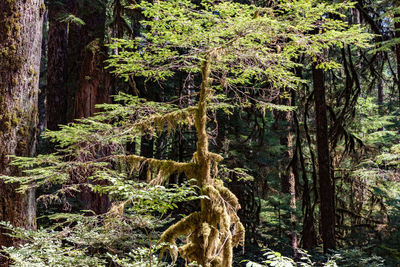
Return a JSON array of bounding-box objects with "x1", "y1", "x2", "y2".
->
[
  {"x1": 276, "y1": 92, "x2": 298, "y2": 257},
  {"x1": 394, "y1": 1, "x2": 400, "y2": 102},
  {"x1": 312, "y1": 64, "x2": 336, "y2": 252},
  {"x1": 46, "y1": 1, "x2": 68, "y2": 130},
  {"x1": 72, "y1": 0, "x2": 110, "y2": 119},
  {"x1": 160, "y1": 51, "x2": 244, "y2": 266},
  {"x1": 0, "y1": 0, "x2": 44, "y2": 256},
  {"x1": 64, "y1": 1, "x2": 111, "y2": 214},
  {"x1": 66, "y1": 0, "x2": 109, "y2": 121},
  {"x1": 74, "y1": 40, "x2": 111, "y2": 119}
]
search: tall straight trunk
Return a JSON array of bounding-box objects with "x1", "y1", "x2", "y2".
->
[
  {"x1": 312, "y1": 64, "x2": 336, "y2": 252},
  {"x1": 67, "y1": 1, "x2": 111, "y2": 214},
  {"x1": 72, "y1": 1, "x2": 110, "y2": 119},
  {"x1": 74, "y1": 40, "x2": 111, "y2": 118},
  {"x1": 46, "y1": 1, "x2": 68, "y2": 130},
  {"x1": 0, "y1": 0, "x2": 44, "y2": 254},
  {"x1": 287, "y1": 130, "x2": 298, "y2": 257},
  {"x1": 66, "y1": 0, "x2": 110, "y2": 120},
  {"x1": 276, "y1": 92, "x2": 298, "y2": 256},
  {"x1": 395, "y1": 1, "x2": 400, "y2": 102}
]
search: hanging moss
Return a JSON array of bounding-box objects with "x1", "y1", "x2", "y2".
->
[
  {"x1": 133, "y1": 107, "x2": 197, "y2": 137},
  {"x1": 160, "y1": 211, "x2": 202, "y2": 263},
  {"x1": 123, "y1": 154, "x2": 198, "y2": 184}
]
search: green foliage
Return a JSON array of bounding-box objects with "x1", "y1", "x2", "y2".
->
[
  {"x1": 245, "y1": 249, "x2": 338, "y2": 267},
  {"x1": 0, "y1": 178, "x2": 200, "y2": 266},
  {"x1": 245, "y1": 248, "x2": 386, "y2": 267},
  {"x1": 0, "y1": 0, "x2": 380, "y2": 265}
]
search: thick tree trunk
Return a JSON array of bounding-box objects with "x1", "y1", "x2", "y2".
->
[
  {"x1": 0, "y1": 0, "x2": 44, "y2": 256},
  {"x1": 72, "y1": 0, "x2": 110, "y2": 119},
  {"x1": 63, "y1": 1, "x2": 111, "y2": 214},
  {"x1": 74, "y1": 40, "x2": 111, "y2": 118},
  {"x1": 65, "y1": 0, "x2": 109, "y2": 120},
  {"x1": 46, "y1": 1, "x2": 68, "y2": 130},
  {"x1": 312, "y1": 64, "x2": 336, "y2": 252}
]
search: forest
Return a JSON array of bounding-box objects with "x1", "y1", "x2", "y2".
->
[{"x1": 0, "y1": 0, "x2": 399, "y2": 266}]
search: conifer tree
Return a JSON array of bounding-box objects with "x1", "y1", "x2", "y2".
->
[
  {"x1": 0, "y1": 0, "x2": 44, "y2": 259},
  {"x1": 0, "y1": 0, "x2": 370, "y2": 266},
  {"x1": 106, "y1": 0, "x2": 370, "y2": 264}
]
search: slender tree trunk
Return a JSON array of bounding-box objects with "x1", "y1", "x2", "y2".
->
[
  {"x1": 196, "y1": 52, "x2": 234, "y2": 266},
  {"x1": 276, "y1": 92, "x2": 298, "y2": 257},
  {"x1": 394, "y1": 1, "x2": 400, "y2": 102},
  {"x1": 287, "y1": 130, "x2": 298, "y2": 258},
  {"x1": 160, "y1": 51, "x2": 243, "y2": 267},
  {"x1": 0, "y1": 0, "x2": 44, "y2": 259},
  {"x1": 47, "y1": 0, "x2": 68, "y2": 130},
  {"x1": 312, "y1": 64, "x2": 336, "y2": 252}
]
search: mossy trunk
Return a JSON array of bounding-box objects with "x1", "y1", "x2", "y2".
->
[
  {"x1": 160, "y1": 51, "x2": 244, "y2": 267},
  {"x1": 0, "y1": 0, "x2": 44, "y2": 259},
  {"x1": 193, "y1": 52, "x2": 243, "y2": 266}
]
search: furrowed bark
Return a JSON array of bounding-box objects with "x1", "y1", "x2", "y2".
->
[{"x1": 0, "y1": 0, "x2": 44, "y2": 261}]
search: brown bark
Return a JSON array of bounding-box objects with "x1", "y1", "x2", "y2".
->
[
  {"x1": 312, "y1": 64, "x2": 336, "y2": 252},
  {"x1": 74, "y1": 40, "x2": 111, "y2": 119},
  {"x1": 0, "y1": 0, "x2": 44, "y2": 258},
  {"x1": 276, "y1": 92, "x2": 298, "y2": 256},
  {"x1": 66, "y1": 0, "x2": 110, "y2": 120},
  {"x1": 46, "y1": 1, "x2": 68, "y2": 130},
  {"x1": 275, "y1": 94, "x2": 292, "y2": 194},
  {"x1": 287, "y1": 131, "x2": 298, "y2": 257},
  {"x1": 72, "y1": 1, "x2": 110, "y2": 119},
  {"x1": 69, "y1": 1, "x2": 111, "y2": 214}
]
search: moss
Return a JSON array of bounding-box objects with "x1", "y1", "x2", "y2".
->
[
  {"x1": 28, "y1": 67, "x2": 35, "y2": 76},
  {"x1": 40, "y1": 2, "x2": 46, "y2": 16},
  {"x1": 3, "y1": 121, "x2": 11, "y2": 130},
  {"x1": 18, "y1": 125, "x2": 28, "y2": 137},
  {"x1": 29, "y1": 89, "x2": 35, "y2": 98},
  {"x1": 16, "y1": 107, "x2": 23, "y2": 117},
  {"x1": 124, "y1": 154, "x2": 198, "y2": 184},
  {"x1": 11, "y1": 112, "x2": 19, "y2": 126},
  {"x1": 160, "y1": 212, "x2": 202, "y2": 264},
  {"x1": 1, "y1": 48, "x2": 9, "y2": 57},
  {"x1": 28, "y1": 78, "x2": 34, "y2": 87},
  {"x1": 11, "y1": 77, "x2": 18, "y2": 86},
  {"x1": 16, "y1": 140, "x2": 27, "y2": 154}
]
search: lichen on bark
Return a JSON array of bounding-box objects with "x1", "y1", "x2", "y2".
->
[{"x1": 0, "y1": 0, "x2": 44, "y2": 253}]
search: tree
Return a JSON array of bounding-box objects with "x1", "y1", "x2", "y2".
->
[
  {"x1": 312, "y1": 62, "x2": 336, "y2": 252},
  {"x1": 106, "y1": 0, "x2": 369, "y2": 264},
  {"x1": 0, "y1": 0, "x2": 44, "y2": 254},
  {"x1": 47, "y1": 0, "x2": 68, "y2": 130},
  {"x1": 0, "y1": 0, "x2": 370, "y2": 265}
]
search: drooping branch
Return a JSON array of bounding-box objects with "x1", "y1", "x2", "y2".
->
[{"x1": 122, "y1": 155, "x2": 198, "y2": 184}]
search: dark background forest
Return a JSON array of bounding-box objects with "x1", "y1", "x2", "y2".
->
[{"x1": 0, "y1": 0, "x2": 400, "y2": 266}]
